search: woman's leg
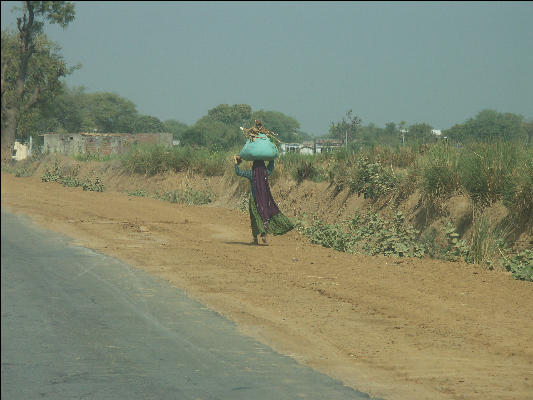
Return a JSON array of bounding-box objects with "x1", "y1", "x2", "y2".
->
[{"x1": 249, "y1": 196, "x2": 262, "y2": 243}]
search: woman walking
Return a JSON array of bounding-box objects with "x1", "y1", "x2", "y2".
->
[{"x1": 234, "y1": 155, "x2": 294, "y2": 245}]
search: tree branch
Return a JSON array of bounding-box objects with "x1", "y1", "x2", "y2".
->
[
  {"x1": 20, "y1": 85, "x2": 40, "y2": 112},
  {"x1": 1, "y1": 62, "x2": 7, "y2": 97}
]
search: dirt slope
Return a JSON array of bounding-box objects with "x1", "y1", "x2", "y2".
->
[{"x1": 2, "y1": 171, "x2": 532, "y2": 400}]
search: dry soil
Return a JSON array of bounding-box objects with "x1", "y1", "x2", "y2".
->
[{"x1": 1, "y1": 171, "x2": 532, "y2": 400}]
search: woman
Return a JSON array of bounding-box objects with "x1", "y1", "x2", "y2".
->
[{"x1": 234, "y1": 155, "x2": 294, "y2": 245}]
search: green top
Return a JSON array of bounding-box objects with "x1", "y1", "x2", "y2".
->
[{"x1": 234, "y1": 160, "x2": 275, "y2": 198}]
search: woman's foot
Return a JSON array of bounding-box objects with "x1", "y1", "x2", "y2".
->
[{"x1": 253, "y1": 236, "x2": 259, "y2": 245}]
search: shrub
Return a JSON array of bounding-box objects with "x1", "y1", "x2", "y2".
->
[
  {"x1": 72, "y1": 152, "x2": 114, "y2": 162},
  {"x1": 457, "y1": 142, "x2": 520, "y2": 206},
  {"x1": 121, "y1": 144, "x2": 227, "y2": 176},
  {"x1": 297, "y1": 211, "x2": 425, "y2": 258},
  {"x1": 503, "y1": 156, "x2": 533, "y2": 220},
  {"x1": 418, "y1": 143, "x2": 460, "y2": 203},
  {"x1": 501, "y1": 250, "x2": 533, "y2": 281},
  {"x1": 41, "y1": 161, "x2": 104, "y2": 192},
  {"x1": 278, "y1": 153, "x2": 326, "y2": 183}
]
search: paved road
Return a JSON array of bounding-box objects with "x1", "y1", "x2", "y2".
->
[{"x1": 1, "y1": 209, "x2": 380, "y2": 400}]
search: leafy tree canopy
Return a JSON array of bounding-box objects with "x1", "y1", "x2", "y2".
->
[
  {"x1": 182, "y1": 104, "x2": 307, "y2": 151},
  {"x1": 329, "y1": 110, "x2": 361, "y2": 143},
  {"x1": 163, "y1": 119, "x2": 189, "y2": 140},
  {"x1": 1, "y1": 29, "x2": 78, "y2": 139},
  {"x1": 1, "y1": 1, "x2": 77, "y2": 159},
  {"x1": 445, "y1": 109, "x2": 526, "y2": 142}
]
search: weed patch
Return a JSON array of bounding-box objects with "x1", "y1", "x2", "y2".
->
[
  {"x1": 501, "y1": 250, "x2": 533, "y2": 281},
  {"x1": 297, "y1": 211, "x2": 425, "y2": 258},
  {"x1": 41, "y1": 161, "x2": 105, "y2": 192}
]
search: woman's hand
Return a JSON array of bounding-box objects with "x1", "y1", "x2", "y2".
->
[{"x1": 233, "y1": 155, "x2": 242, "y2": 164}]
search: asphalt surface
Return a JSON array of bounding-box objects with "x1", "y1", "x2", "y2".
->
[{"x1": 1, "y1": 208, "x2": 381, "y2": 400}]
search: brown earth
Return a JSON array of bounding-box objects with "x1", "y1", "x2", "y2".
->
[{"x1": 1, "y1": 164, "x2": 533, "y2": 400}]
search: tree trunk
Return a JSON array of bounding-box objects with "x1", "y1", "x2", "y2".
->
[
  {"x1": 1, "y1": 1, "x2": 34, "y2": 163},
  {"x1": 1, "y1": 108, "x2": 18, "y2": 162}
]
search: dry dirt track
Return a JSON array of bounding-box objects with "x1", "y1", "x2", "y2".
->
[{"x1": 2, "y1": 172, "x2": 532, "y2": 400}]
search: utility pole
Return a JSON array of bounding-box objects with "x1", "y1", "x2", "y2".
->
[{"x1": 400, "y1": 129, "x2": 408, "y2": 145}]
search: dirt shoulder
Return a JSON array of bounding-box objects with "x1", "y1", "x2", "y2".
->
[{"x1": 2, "y1": 171, "x2": 532, "y2": 400}]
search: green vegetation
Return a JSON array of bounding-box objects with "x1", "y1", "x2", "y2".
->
[
  {"x1": 120, "y1": 144, "x2": 229, "y2": 176},
  {"x1": 296, "y1": 211, "x2": 425, "y2": 258},
  {"x1": 1, "y1": 1, "x2": 77, "y2": 159},
  {"x1": 41, "y1": 160, "x2": 104, "y2": 192},
  {"x1": 6, "y1": 137, "x2": 532, "y2": 282},
  {"x1": 501, "y1": 250, "x2": 533, "y2": 281},
  {"x1": 72, "y1": 152, "x2": 116, "y2": 162}
]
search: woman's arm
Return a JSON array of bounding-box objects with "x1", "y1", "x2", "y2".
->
[{"x1": 234, "y1": 156, "x2": 252, "y2": 180}]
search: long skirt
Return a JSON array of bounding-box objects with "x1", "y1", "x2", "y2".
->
[{"x1": 248, "y1": 195, "x2": 294, "y2": 237}]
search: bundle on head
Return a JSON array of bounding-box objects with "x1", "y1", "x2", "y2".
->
[{"x1": 241, "y1": 120, "x2": 281, "y2": 147}]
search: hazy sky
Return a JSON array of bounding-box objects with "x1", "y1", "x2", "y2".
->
[{"x1": 2, "y1": 1, "x2": 532, "y2": 135}]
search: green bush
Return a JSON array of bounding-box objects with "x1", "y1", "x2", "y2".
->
[
  {"x1": 503, "y1": 156, "x2": 533, "y2": 220},
  {"x1": 297, "y1": 211, "x2": 425, "y2": 258},
  {"x1": 278, "y1": 153, "x2": 326, "y2": 183},
  {"x1": 418, "y1": 143, "x2": 460, "y2": 202},
  {"x1": 502, "y1": 250, "x2": 533, "y2": 281},
  {"x1": 120, "y1": 144, "x2": 227, "y2": 176},
  {"x1": 41, "y1": 161, "x2": 104, "y2": 192},
  {"x1": 72, "y1": 152, "x2": 114, "y2": 162},
  {"x1": 457, "y1": 142, "x2": 520, "y2": 206},
  {"x1": 329, "y1": 155, "x2": 399, "y2": 199}
]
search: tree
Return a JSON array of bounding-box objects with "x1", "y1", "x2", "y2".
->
[
  {"x1": 84, "y1": 92, "x2": 138, "y2": 133},
  {"x1": 132, "y1": 115, "x2": 164, "y2": 133},
  {"x1": 358, "y1": 122, "x2": 383, "y2": 146},
  {"x1": 329, "y1": 109, "x2": 361, "y2": 144},
  {"x1": 407, "y1": 122, "x2": 433, "y2": 144},
  {"x1": 205, "y1": 103, "x2": 252, "y2": 126},
  {"x1": 1, "y1": 1, "x2": 76, "y2": 161},
  {"x1": 183, "y1": 104, "x2": 252, "y2": 150},
  {"x1": 181, "y1": 119, "x2": 240, "y2": 150},
  {"x1": 163, "y1": 119, "x2": 188, "y2": 140},
  {"x1": 523, "y1": 119, "x2": 533, "y2": 145},
  {"x1": 444, "y1": 109, "x2": 525, "y2": 143}
]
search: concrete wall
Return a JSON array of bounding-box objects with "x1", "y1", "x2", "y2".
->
[{"x1": 43, "y1": 133, "x2": 173, "y2": 155}]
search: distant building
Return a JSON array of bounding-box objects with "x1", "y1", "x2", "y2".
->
[
  {"x1": 280, "y1": 138, "x2": 344, "y2": 155},
  {"x1": 314, "y1": 139, "x2": 344, "y2": 154},
  {"x1": 12, "y1": 140, "x2": 31, "y2": 161},
  {"x1": 300, "y1": 141, "x2": 314, "y2": 155},
  {"x1": 431, "y1": 129, "x2": 442, "y2": 137},
  {"x1": 280, "y1": 143, "x2": 302, "y2": 154},
  {"x1": 40, "y1": 132, "x2": 172, "y2": 156}
]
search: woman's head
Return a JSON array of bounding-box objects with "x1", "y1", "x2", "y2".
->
[{"x1": 252, "y1": 160, "x2": 266, "y2": 169}]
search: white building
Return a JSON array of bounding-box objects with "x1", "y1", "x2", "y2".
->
[{"x1": 280, "y1": 143, "x2": 301, "y2": 154}]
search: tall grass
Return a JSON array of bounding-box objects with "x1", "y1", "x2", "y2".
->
[
  {"x1": 120, "y1": 144, "x2": 228, "y2": 176},
  {"x1": 418, "y1": 142, "x2": 460, "y2": 204},
  {"x1": 277, "y1": 152, "x2": 327, "y2": 183},
  {"x1": 457, "y1": 141, "x2": 523, "y2": 206},
  {"x1": 503, "y1": 155, "x2": 533, "y2": 221},
  {"x1": 118, "y1": 141, "x2": 532, "y2": 219}
]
